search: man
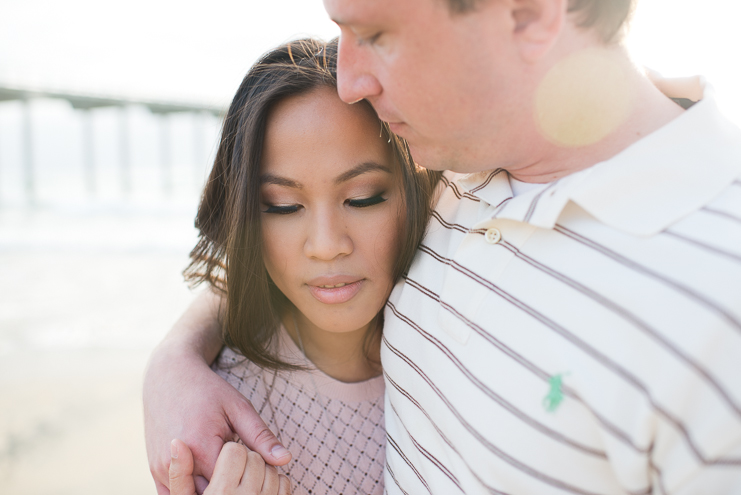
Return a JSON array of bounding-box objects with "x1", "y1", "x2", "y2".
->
[{"x1": 145, "y1": 0, "x2": 741, "y2": 493}]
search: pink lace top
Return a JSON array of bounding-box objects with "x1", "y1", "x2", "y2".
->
[{"x1": 213, "y1": 327, "x2": 385, "y2": 495}]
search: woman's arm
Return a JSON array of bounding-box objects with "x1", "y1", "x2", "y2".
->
[{"x1": 144, "y1": 290, "x2": 291, "y2": 495}]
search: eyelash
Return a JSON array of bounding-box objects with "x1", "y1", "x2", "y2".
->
[
  {"x1": 263, "y1": 205, "x2": 300, "y2": 215},
  {"x1": 347, "y1": 194, "x2": 387, "y2": 208},
  {"x1": 262, "y1": 194, "x2": 387, "y2": 215},
  {"x1": 357, "y1": 32, "x2": 382, "y2": 46}
]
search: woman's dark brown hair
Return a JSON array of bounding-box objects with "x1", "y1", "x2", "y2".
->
[{"x1": 184, "y1": 38, "x2": 440, "y2": 371}]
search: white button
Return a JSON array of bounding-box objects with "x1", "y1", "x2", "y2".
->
[{"x1": 485, "y1": 228, "x2": 501, "y2": 245}]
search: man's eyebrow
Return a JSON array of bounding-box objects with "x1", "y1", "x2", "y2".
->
[
  {"x1": 335, "y1": 162, "x2": 392, "y2": 184},
  {"x1": 260, "y1": 174, "x2": 303, "y2": 189}
]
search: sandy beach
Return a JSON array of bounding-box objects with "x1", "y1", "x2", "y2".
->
[{"x1": 0, "y1": 207, "x2": 202, "y2": 494}]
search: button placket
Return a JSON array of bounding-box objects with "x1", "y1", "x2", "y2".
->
[{"x1": 437, "y1": 223, "x2": 503, "y2": 345}]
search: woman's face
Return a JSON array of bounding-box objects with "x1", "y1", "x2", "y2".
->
[{"x1": 260, "y1": 86, "x2": 404, "y2": 335}]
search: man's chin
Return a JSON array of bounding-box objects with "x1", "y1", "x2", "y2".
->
[
  {"x1": 409, "y1": 142, "x2": 499, "y2": 174},
  {"x1": 407, "y1": 143, "x2": 450, "y2": 172}
]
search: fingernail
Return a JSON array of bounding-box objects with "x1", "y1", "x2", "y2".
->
[
  {"x1": 171, "y1": 440, "x2": 178, "y2": 459},
  {"x1": 271, "y1": 445, "x2": 290, "y2": 459}
]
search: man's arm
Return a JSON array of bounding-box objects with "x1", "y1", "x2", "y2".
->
[{"x1": 143, "y1": 290, "x2": 291, "y2": 495}]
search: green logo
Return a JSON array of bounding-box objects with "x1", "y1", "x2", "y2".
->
[{"x1": 543, "y1": 373, "x2": 568, "y2": 413}]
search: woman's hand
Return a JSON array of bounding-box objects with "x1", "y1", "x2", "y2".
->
[
  {"x1": 170, "y1": 440, "x2": 291, "y2": 495},
  {"x1": 645, "y1": 68, "x2": 704, "y2": 102},
  {"x1": 144, "y1": 291, "x2": 291, "y2": 495}
]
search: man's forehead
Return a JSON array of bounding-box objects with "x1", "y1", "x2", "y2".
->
[
  {"x1": 324, "y1": 0, "x2": 384, "y2": 25},
  {"x1": 324, "y1": 0, "x2": 426, "y2": 26}
]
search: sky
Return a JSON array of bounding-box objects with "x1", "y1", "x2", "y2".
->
[
  {"x1": 0, "y1": 0, "x2": 339, "y2": 105},
  {"x1": 626, "y1": 0, "x2": 741, "y2": 124},
  {"x1": 1, "y1": 0, "x2": 740, "y2": 120}
]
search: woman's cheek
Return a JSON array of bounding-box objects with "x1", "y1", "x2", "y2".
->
[
  {"x1": 370, "y1": 201, "x2": 405, "y2": 276},
  {"x1": 261, "y1": 221, "x2": 292, "y2": 281}
]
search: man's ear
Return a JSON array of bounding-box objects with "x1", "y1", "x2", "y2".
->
[{"x1": 508, "y1": 0, "x2": 567, "y2": 63}]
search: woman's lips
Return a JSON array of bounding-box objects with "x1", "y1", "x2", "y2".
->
[{"x1": 308, "y1": 280, "x2": 364, "y2": 304}]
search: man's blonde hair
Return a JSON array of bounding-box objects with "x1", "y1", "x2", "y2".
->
[{"x1": 447, "y1": 0, "x2": 636, "y2": 43}]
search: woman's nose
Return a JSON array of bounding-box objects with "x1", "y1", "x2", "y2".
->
[{"x1": 303, "y1": 209, "x2": 353, "y2": 261}]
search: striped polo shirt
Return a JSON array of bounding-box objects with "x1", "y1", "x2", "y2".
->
[{"x1": 382, "y1": 88, "x2": 741, "y2": 494}]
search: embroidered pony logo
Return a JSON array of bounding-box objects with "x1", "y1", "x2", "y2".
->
[{"x1": 543, "y1": 373, "x2": 568, "y2": 413}]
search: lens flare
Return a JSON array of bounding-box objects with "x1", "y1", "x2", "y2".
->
[{"x1": 535, "y1": 47, "x2": 636, "y2": 148}]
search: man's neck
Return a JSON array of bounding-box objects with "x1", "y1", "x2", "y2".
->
[{"x1": 509, "y1": 46, "x2": 686, "y2": 184}]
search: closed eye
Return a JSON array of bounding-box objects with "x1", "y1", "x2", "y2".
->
[
  {"x1": 347, "y1": 194, "x2": 387, "y2": 208},
  {"x1": 263, "y1": 204, "x2": 301, "y2": 215},
  {"x1": 357, "y1": 32, "x2": 382, "y2": 47}
]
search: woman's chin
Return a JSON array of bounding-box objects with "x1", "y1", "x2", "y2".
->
[{"x1": 294, "y1": 310, "x2": 378, "y2": 336}]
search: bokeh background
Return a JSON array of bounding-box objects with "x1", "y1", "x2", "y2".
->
[{"x1": 0, "y1": 1, "x2": 740, "y2": 493}]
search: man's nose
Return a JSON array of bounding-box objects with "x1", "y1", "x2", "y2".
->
[
  {"x1": 304, "y1": 209, "x2": 353, "y2": 261},
  {"x1": 337, "y1": 35, "x2": 382, "y2": 104}
]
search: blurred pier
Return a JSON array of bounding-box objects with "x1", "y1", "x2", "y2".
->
[
  {"x1": 0, "y1": 85, "x2": 224, "y2": 207},
  {"x1": 0, "y1": 86, "x2": 221, "y2": 494}
]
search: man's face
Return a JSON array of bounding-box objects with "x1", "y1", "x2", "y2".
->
[{"x1": 325, "y1": 0, "x2": 533, "y2": 173}]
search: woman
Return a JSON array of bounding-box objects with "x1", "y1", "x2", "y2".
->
[{"x1": 167, "y1": 38, "x2": 439, "y2": 495}]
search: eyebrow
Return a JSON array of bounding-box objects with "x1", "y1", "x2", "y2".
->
[
  {"x1": 260, "y1": 174, "x2": 302, "y2": 189},
  {"x1": 334, "y1": 161, "x2": 392, "y2": 184},
  {"x1": 260, "y1": 162, "x2": 392, "y2": 189}
]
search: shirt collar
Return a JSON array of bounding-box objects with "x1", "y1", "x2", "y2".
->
[{"x1": 458, "y1": 83, "x2": 741, "y2": 236}]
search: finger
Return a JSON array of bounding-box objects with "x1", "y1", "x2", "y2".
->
[
  {"x1": 169, "y1": 439, "x2": 197, "y2": 495},
  {"x1": 207, "y1": 442, "x2": 249, "y2": 492},
  {"x1": 259, "y1": 465, "x2": 279, "y2": 495},
  {"x1": 149, "y1": 437, "x2": 175, "y2": 494},
  {"x1": 194, "y1": 476, "x2": 209, "y2": 495},
  {"x1": 227, "y1": 398, "x2": 291, "y2": 466},
  {"x1": 277, "y1": 475, "x2": 292, "y2": 495},
  {"x1": 155, "y1": 480, "x2": 171, "y2": 495},
  {"x1": 188, "y1": 431, "x2": 228, "y2": 482},
  {"x1": 240, "y1": 451, "x2": 267, "y2": 491}
]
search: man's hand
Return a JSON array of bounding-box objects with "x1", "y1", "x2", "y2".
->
[
  {"x1": 144, "y1": 291, "x2": 292, "y2": 495},
  {"x1": 170, "y1": 439, "x2": 291, "y2": 495}
]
